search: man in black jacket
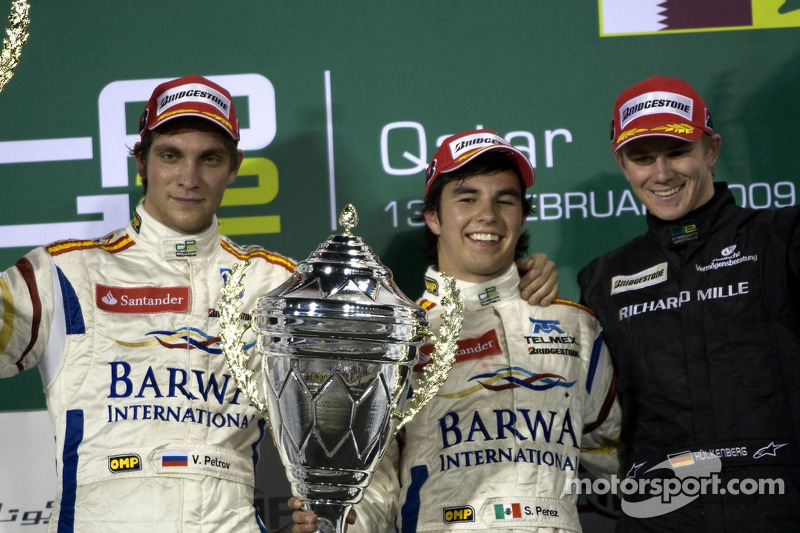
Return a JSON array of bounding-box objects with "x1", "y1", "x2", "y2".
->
[{"x1": 578, "y1": 75, "x2": 800, "y2": 532}]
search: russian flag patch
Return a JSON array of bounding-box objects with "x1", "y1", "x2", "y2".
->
[{"x1": 161, "y1": 450, "x2": 189, "y2": 467}]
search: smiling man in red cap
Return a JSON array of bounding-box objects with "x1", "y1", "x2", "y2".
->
[
  {"x1": 0, "y1": 75, "x2": 297, "y2": 532},
  {"x1": 579, "y1": 76, "x2": 800, "y2": 531},
  {"x1": 291, "y1": 129, "x2": 622, "y2": 533},
  {"x1": 1, "y1": 78, "x2": 564, "y2": 533}
]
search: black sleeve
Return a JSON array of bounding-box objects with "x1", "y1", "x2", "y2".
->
[
  {"x1": 577, "y1": 257, "x2": 601, "y2": 309},
  {"x1": 773, "y1": 207, "x2": 800, "y2": 305}
]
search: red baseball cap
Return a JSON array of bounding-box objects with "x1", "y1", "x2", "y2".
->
[
  {"x1": 610, "y1": 75, "x2": 713, "y2": 152},
  {"x1": 138, "y1": 75, "x2": 239, "y2": 141},
  {"x1": 424, "y1": 129, "x2": 534, "y2": 194}
]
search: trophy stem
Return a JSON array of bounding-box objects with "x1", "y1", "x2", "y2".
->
[{"x1": 304, "y1": 501, "x2": 352, "y2": 533}]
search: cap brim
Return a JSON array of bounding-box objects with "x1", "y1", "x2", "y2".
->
[
  {"x1": 613, "y1": 115, "x2": 705, "y2": 152},
  {"x1": 147, "y1": 108, "x2": 238, "y2": 140},
  {"x1": 440, "y1": 144, "x2": 535, "y2": 187}
]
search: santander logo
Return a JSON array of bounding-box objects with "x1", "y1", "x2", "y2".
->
[
  {"x1": 416, "y1": 330, "x2": 502, "y2": 370},
  {"x1": 101, "y1": 291, "x2": 118, "y2": 306},
  {"x1": 96, "y1": 284, "x2": 190, "y2": 314}
]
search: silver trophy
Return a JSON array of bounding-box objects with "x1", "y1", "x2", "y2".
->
[{"x1": 218, "y1": 204, "x2": 462, "y2": 533}]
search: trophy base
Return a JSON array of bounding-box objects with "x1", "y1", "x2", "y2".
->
[{"x1": 304, "y1": 501, "x2": 353, "y2": 533}]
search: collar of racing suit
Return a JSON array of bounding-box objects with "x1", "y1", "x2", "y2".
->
[
  {"x1": 645, "y1": 181, "x2": 735, "y2": 249},
  {"x1": 128, "y1": 203, "x2": 221, "y2": 260},
  {"x1": 422, "y1": 263, "x2": 520, "y2": 313},
  {"x1": 125, "y1": 203, "x2": 224, "y2": 391}
]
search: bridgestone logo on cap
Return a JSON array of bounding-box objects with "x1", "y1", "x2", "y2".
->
[
  {"x1": 157, "y1": 83, "x2": 231, "y2": 118},
  {"x1": 449, "y1": 132, "x2": 506, "y2": 160},
  {"x1": 619, "y1": 91, "x2": 693, "y2": 130}
]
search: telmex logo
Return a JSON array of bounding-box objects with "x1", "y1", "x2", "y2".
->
[
  {"x1": 109, "y1": 454, "x2": 141, "y2": 473},
  {"x1": 529, "y1": 319, "x2": 565, "y2": 335}
]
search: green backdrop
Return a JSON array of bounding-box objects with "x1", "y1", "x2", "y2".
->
[{"x1": 1, "y1": 1, "x2": 799, "y2": 413}]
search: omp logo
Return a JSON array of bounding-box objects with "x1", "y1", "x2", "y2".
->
[
  {"x1": 443, "y1": 506, "x2": 475, "y2": 523},
  {"x1": 0, "y1": 73, "x2": 278, "y2": 249},
  {"x1": 96, "y1": 284, "x2": 190, "y2": 314},
  {"x1": 601, "y1": 0, "x2": 800, "y2": 36},
  {"x1": 424, "y1": 276, "x2": 438, "y2": 296},
  {"x1": 529, "y1": 319, "x2": 565, "y2": 335},
  {"x1": 108, "y1": 454, "x2": 141, "y2": 473}
]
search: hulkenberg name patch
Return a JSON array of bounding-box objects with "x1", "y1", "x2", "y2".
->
[
  {"x1": 610, "y1": 262, "x2": 668, "y2": 295},
  {"x1": 618, "y1": 90, "x2": 693, "y2": 129}
]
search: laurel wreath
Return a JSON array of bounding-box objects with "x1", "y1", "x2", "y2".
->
[
  {"x1": 392, "y1": 273, "x2": 463, "y2": 433},
  {"x1": 0, "y1": 0, "x2": 30, "y2": 93}
]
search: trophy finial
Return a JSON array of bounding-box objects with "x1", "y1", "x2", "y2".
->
[{"x1": 338, "y1": 204, "x2": 359, "y2": 236}]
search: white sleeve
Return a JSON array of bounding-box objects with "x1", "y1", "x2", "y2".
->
[
  {"x1": 0, "y1": 248, "x2": 61, "y2": 381},
  {"x1": 579, "y1": 325, "x2": 624, "y2": 481}
]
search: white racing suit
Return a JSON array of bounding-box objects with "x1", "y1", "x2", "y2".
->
[
  {"x1": 350, "y1": 265, "x2": 622, "y2": 532},
  {"x1": 0, "y1": 205, "x2": 295, "y2": 532}
]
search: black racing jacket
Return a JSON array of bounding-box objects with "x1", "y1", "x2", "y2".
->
[{"x1": 578, "y1": 182, "x2": 800, "y2": 532}]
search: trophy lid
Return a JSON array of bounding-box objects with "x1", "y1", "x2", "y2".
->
[{"x1": 254, "y1": 205, "x2": 427, "y2": 352}]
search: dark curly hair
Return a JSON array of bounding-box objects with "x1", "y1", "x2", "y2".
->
[{"x1": 417, "y1": 151, "x2": 533, "y2": 268}]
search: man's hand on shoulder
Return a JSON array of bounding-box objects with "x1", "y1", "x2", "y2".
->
[{"x1": 517, "y1": 253, "x2": 559, "y2": 306}]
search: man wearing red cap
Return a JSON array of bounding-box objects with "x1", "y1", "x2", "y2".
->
[
  {"x1": 579, "y1": 76, "x2": 800, "y2": 531},
  {"x1": 291, "y1": 129, "x2": 622, "y2": 532},
  {"x1": 0, "y1": 78, "x2": 560, "y2": 532},
  {"x1": 0, "y1": 75, "x2": 297, "y2": 532}
]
